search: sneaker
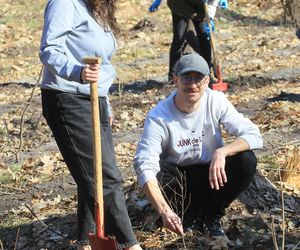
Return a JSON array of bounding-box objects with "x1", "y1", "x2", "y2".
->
[{"x1": 203, "y1": 216, "x2": 225, "y2": 237}]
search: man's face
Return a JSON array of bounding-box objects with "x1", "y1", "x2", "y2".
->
[{"x1": 174, "y1": 71, "x2": 209, "y2": 105}]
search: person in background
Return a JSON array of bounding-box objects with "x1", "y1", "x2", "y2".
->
[
  {"x1": 39, "y1": 0, "x2": 142, "y2": 249},
  {"x1": 148, "y1": 0, "x2": 228, "y2": 81},
  {"x1": 133, "y1": 53, "x2": 263, "y2": 237}
]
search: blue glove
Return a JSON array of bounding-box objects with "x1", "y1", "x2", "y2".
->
[
  {"x1": 219, "y1": 0, "x2": 228, "y2": 9},
  {"x1": 149, "y1": 0, "x2": 162, "y2": 12},
  {"x1": 204, "y1": 18, "x2": 215, "y2": 35}
]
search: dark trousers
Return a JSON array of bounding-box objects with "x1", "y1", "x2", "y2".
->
[
  {"x1": 41, "y1": 89, "x2": 138, "y2": 249},
  {"x1": 158, "y1": 151, "x2": 257, "y2": 226},
  {"x1": 169, "y1": 12, "x2": 211, "y2": 79}
]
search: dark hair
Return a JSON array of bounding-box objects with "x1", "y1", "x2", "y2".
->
[{"x1": 88, "y1": 0, "x2": 119, "y2": 33}]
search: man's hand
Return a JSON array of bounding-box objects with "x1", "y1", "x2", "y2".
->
[
  {"x1": 209, "y1": 148, "x2": 227, "y2": 190},
  {"x1": 149, "y1": 0, "x2": 161, "y2": 12},
  {"x1": 160, "y1": 207, "x2": 184, "y2": 235},
  {"x1": 81, "y1": 64, "x2": 99, "y2": 83},
  {"x1": 219, "y1": 0, "x2": 228, "y2": 9},
  {"x1": 142, "y1": 180, "x2": 183, "y2": 235}
]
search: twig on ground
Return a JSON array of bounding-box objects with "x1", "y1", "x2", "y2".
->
[
  {"x1": 0, "y1": 239, "x2": 4, "y2": 250},
  {"x1": 0, "y1": 184, "x2": 25, "y2": 192},
  {"x1": 269, "y1": 140, "x2": 300, "y2": 154},
  {"x1": 2, "y1": 119, "x2": 19, "y2": 159},
  {"x1": 260, "y1": 166, "x2": 300, "y2": 174},
  {"x1": 292, "y1": 240, "x2": 300, "y2": 250},
  {"x1": 279, "y1": 171, "x2": 286, "y2": 250},
  {"x1": 13, "y1": 228, "x2": 20, "y2": 250},
  {"x1": 24, "y1": 203, "x2": 66, "y2": 239},
  {"x1": 0, "y1": 8, "x2": 9, "y2": 17},
  {"x1": 271, "y1": 216, "x2": 279, "y2": 250},
  {"x1": 16, "y1": 66, "x2": 43, "y2": 163},
  {"x1": 0, "y1": 144, "x2": 16, "y2": 153},
  {"x1": 0, "y1": 191, "x2": 16, "y2": 195}
]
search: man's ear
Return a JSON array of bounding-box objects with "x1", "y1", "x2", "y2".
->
[
  {"x1": 205, "y1": 76, "x2": 210, "y2": 85},
  {"x1": 173, "y1": 75, "x2": 179, "y2": 87}
]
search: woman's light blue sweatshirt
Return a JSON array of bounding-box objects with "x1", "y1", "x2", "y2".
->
[{"x1": 39, "y1": 0, "x2": 116, "y2": 113}]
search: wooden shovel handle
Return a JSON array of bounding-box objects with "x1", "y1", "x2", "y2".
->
[
  {"x1": 203, "y1": 3, "x2": 218, "y2": 71},
  {"x1": 82, "y1": 57, "x2": 104, "y2": 237}
]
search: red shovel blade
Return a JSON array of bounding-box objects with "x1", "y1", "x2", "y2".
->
[
  {"x1": 212, "y1": 80, "x2": 228, "y2": 91},
  {"x1": 89, "y1": 233, "x2": 118, "y2": 250},
  {"x1": 212, "y1": 64, "x2": 228, "y2": 92},
  {"x1": 88, "y1": 204, "x2": 118, "y2": 250}
]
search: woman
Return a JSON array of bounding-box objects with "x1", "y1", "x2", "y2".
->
[{"x1": 39, "y1": 0, "x2": 142, "y2": 249}]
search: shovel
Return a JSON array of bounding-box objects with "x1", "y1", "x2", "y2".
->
[
  {"x1": 204, "y1": 2, "x2": 228, "y2": 92},
  {"x1": 82, "y1": 57, "x2": 118, "y2": 250}
]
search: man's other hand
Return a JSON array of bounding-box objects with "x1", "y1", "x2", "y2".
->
[{"x1": 209, "y1": 148, "x2": 227, "y2": 190}]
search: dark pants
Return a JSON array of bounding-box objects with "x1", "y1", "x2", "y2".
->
[
  {"x1": 169, "y1": 12, "x2": 211, "y2": 80},
  {"x1": 41, "y1": 89, "x2": 138, "y2": 249},
  {"x1": 158, "y1": 151, "x2": 257, "y2": 227}
]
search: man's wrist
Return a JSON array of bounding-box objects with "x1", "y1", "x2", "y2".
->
[
  {"x1": 158, "y1": 205, "x2": 171, "y2": 216},
  {"x1": 215, "y1": 147, "x2": 227, "y2": 157}
]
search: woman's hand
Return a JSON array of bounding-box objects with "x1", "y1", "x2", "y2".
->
[
  {"x1": 209, "y1": 148, "x2": 227, "y2": 190},
  {"x1": 109, "y1": 116, "x2": 113, "y2": 126},
  {"x1": 81, "y1": 64, "x2": 99, "y2": 83}
]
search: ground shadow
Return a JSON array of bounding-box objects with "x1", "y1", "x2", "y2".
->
[
  {"x1": 219, "y1": 9, "x2": 291, "y2": 27},
  {"x1": 0, "y1": 213, "x2": 77, "y2": 250},
  {"x1": 109, "y1": 79, "x2": 168, "y2": 95}
]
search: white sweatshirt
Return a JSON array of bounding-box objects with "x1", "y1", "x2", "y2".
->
[{"x1": 133, "y1": 88, "x2": 263, "y2": 187}]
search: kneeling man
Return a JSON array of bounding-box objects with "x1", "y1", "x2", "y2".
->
[{"x1": 134, "y1": 53, "x2": 263, "y2": 237}]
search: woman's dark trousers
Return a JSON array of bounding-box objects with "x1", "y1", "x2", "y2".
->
[{"x1": 41, "y1": 89, "x2": 138, "y2": 248}]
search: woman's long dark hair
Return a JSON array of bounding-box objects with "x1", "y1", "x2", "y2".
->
[{"x1": 88, "y1": 0, "x2": 119, "y2": 33}]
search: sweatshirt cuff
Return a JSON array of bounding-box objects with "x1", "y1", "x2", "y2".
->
[
  {"x1": 240, "y1": 135, "x2": 263, "y2": 150},
  {"x1": 70, "y1": 64, "x2": 84, "y2": 83},
  {"x1": 137, "y1": 169, "x2": 158, "y2": 188}
]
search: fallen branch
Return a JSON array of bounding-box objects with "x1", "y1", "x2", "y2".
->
[
  {"x1": 279, "y1": 172, "x2": 286, "y2": 250},
  {"x1": 0, "y1": 191, "x2": 15, "y2": 195},
  {"x1": 24, "y1": 203, "x2": 66, "y2": 239},
  {"x1": 271, "y1": 216, "x2": 279, "y2": 250},
  {"x1": 0, "y1": 7, "x2": 10, "y2": 18},
  {"x1": 292, "y1": 240, "x2": 300, "y2": 250},
  {"x1": 260, "y1": 166, "x2": 300, "y2": 174},
  {"x1": 16, "y1": 66, "x2": 43, "y2": 163},
  {"x1": 270, "y1": 140, "x2": 300, "y2": 153},
  {"x1": 13, "y1": 228, "x2": 20, "y2": 250},
  {"x1": 2, "y1": 120, "x2": 18, "y2": 160},
  {"x1": 0, "y1": 184, "x2": 25, "y2": 192}
]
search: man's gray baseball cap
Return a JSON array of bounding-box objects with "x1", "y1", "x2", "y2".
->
[{"x1": 175, "y1": 53, "x2": 210, "y2": 76}]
